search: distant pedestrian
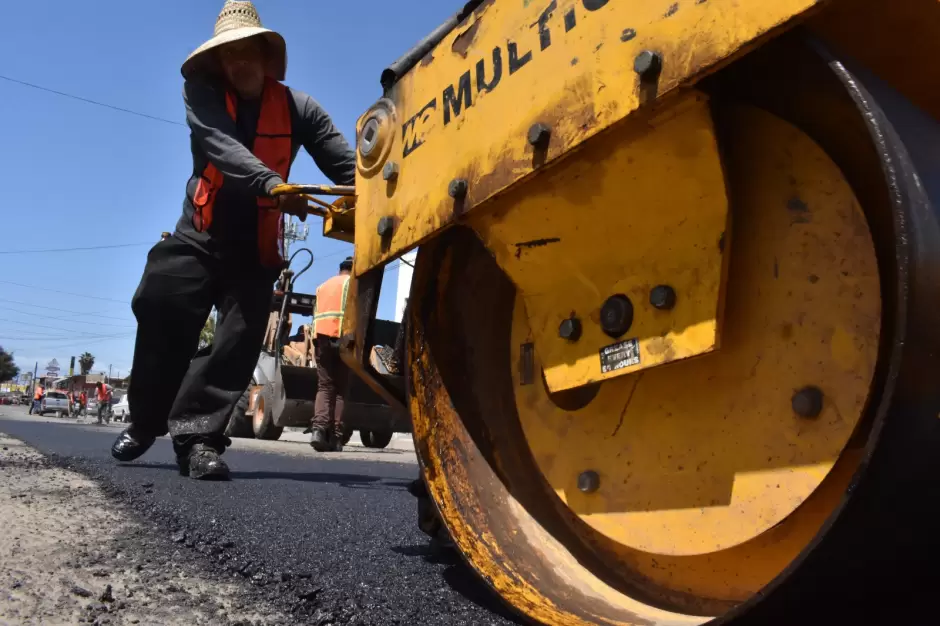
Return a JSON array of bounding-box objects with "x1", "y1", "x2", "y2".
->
[
  {"x1": 95, "y1": 382, "x2": 112, "y2": 425},
  {"x1": 78, "y1": 390, "x2": 88, "y2": 418},
  {"x1": 310, "y1": 257, "x2": 352, "y2": 452}
]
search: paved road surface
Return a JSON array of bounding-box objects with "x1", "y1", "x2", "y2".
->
[{"x1": 0, "y1": 407, "x2": 520, "y2": 625}]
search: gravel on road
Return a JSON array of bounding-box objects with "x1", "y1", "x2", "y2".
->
[
  {"x1": 0, "y1": 433, "x2": 286, "y2": 626},
  {"x1": 0, "y1": 409, "x2": 522, "y2": 626}
]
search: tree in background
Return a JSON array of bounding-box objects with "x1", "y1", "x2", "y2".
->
[
  {"x1": 0, "y1": 346, "x2": 19, "y2": 382},
  {"x1": 79, "y1": 352, "x2": 95, "y2": 375},
  {"x1": 199, "y1": 314, "x2": 216, "y2": 349}
]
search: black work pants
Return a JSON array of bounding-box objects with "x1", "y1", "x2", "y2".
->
[
  {"x1": 313, "y1": 334, "x2": 349, "y2": 438},
  {"x1": 128, "y1": 236, "x2": 275, "y2": 453}
]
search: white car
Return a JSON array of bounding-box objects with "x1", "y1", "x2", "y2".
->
[{"x1": 113, "y1": 395, "x2": 130, "y2": 422}]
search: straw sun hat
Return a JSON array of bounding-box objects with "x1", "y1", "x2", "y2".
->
[{"x1": 181, "y1": 1, "x2": 287, "y2": 80}]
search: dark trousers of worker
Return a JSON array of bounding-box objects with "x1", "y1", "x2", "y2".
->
[
  {"x1": 97, "y1": 402, "x2": 110, "y2": 424},
  {"x1": 128, "y1": 236, "x2": 275, "y2": 455},
  {"x1": 313, "y1": 334, "x2": 349, "y2": 439}
]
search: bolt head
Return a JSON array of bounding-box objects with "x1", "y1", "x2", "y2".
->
[
  {"x1": 792, "y1": 386, "x2": 824, "y2": 419},
  {"x1": 527, "y1": 123, "x2": 551, "y2": 148},
  {"x1": 558, "y1": 317, "x2": 582, "y2": 342},
  {"x1": 382, "y1": 161, "x2": 399, "y2": 181},
  {"x1": 649, "y1": 285, "x2": 677, "y2": 311},
  {"x1": 359, "y1": 117, "x2": 381, "y2": 157},
  {"x1": 577, "y1": 470, "x2": 600, "y2": 494},
  {"x1": 448, "y1": 178, "x2": 468, "y2": 199},
  {"x1": 634, "y1": 50, "x2": 663, "y2": 79},
  {"x1": 377, "y1": 216, "x2": 394, "y2": 238},
  {"x1": 600, "y1": 295, "x2": 634, "y2": 338}
]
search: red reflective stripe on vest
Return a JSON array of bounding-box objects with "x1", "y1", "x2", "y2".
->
[
  {"x1": 192, "y1": 80, "x2": 292, "y2": 268},
  {"x1": 253, "y1": 82, "x2": 292, "y2": 268},
  {"x1": 192, "y1": 92, "x2": 236, "y2": 231},
  {"x1": 313, "y1": 275, "x2": 350, "y2": 338}
]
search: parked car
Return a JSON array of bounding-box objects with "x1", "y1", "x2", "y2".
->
[
  {"x1": 39, "y1": 391, "x2": 71, "y2": 417},
  {"x1": 113, "y1": 395, "x2": 130, "y2": 422}
]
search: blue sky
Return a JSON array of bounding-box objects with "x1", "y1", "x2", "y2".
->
[{"x1": 0, "y1": 0, "x2": 455, "y2": 378}]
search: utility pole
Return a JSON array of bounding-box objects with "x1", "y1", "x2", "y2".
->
[
  {"x1": 31, "y1": 362, "x2": 37, "y2": 396},
  {"x1": 284, "y1": 217, "x2": 309, "y2": 257},
  {"x1": 108, "y1": 364, "x2": 112, "y2": 383}
]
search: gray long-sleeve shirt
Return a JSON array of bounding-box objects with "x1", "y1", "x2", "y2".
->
[{"x1": 174, "y1": 77, "x2": 357, "y2": 262}]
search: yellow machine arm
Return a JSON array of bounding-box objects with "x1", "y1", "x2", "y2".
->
[{"x1": 269, "y1": 182, "x2": 357, "y2": 243}]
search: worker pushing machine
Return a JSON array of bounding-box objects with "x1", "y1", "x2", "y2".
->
[
  {"x1": 111, "y1": 0, "x2": 356, "y2": 480},
  {"x1": 310, "y1": 257, "x2": 353, "y2": 452}
]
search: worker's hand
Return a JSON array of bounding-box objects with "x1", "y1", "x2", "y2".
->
[{"x1": 277, "y1": 194, "x2": 310, "y2": 222}]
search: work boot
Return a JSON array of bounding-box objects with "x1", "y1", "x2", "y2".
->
[
  {"x1": 111, "y1": 427, "x2": 156, "y2": 462},
  {"x1": 309, "y1": 427, "x2": 332, "y2": 452},
  {"x1": 332, "y1": 430, "x2": 344, "y2": 453},
  {"x1": 177, "y1": 443, "x2": 230, "y2": 481}
]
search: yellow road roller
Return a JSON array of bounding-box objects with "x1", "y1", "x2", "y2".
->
[{"x1": 318, "y1": 0, "x2": 940, "y2": 623}]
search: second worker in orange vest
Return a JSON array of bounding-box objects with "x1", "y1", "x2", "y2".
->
[
  {"x1": 310, "y1": 257, "x2": 353, "y2": 452},
  {"x1": 111, "y1": 1, "x2": 356, "y2": 480}
]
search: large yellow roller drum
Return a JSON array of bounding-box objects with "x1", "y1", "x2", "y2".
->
[{"x1": 339, "y1": 1, "x2": 940, "y2": 623}]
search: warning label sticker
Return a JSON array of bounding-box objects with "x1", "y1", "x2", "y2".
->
[{"x1": 599, "y1": 338, "x2": 641, "y2": 374}]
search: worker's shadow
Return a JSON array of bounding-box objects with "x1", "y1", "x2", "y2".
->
[
  {"x1": 117, "y1": 463, "x2": 411, "y2": 491},
  {"x1": 228, "y1": 471, "x2": 412, "y2": 492},
  {"x1": 391, "y1": 544, "x2": 525, "y2": 624}
]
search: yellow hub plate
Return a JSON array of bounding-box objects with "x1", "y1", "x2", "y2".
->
[
  {"x1": 510, "y1": 105, "x2": 880, "y2": 556},
  {"x1": 472, "y1": 93, "x2": 729, "y2": 393}
]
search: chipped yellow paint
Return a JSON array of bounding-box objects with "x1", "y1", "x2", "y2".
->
[
  {"x1": 503, "y1": 499, "x2": 708, "y2": 626},
  {"x1": 469, "y1": 93, "x2": 728, "y2": 392},
  {"x1": 352, "y1": 0, "x2": 819, "y2": 274},
  {"x1": 406, "y1": 210, "x2": 878, "y2": 620},
  {"x1": 511, "y1": 106, "x2": 879, "y2": 558},
  {"x1": 409, "y1": 295, "x2": 706, "y2": 625}
]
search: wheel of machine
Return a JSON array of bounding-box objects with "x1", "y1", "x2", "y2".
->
[
  {"x1": 224, "y1": 387, "x2": 256, "y2": 439},
  {"x1": 360, "y1": 430, "x2": 393, "y2": 449},
  {"x1": 252, "y1": 385, "x2": 284, "y2": 441},
  {"x1": 407, "y1": 37, "x2": 940, "y2": 626}
]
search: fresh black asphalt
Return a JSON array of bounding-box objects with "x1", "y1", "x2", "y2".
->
[{"x1": 0, "y1": 413, "x2": 522, "y2": 625}]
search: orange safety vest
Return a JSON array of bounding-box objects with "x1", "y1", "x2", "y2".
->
[
  {"x1": 191, "y1": 77, "x2": 292, "y2": 269},
  {"x1": 34, "y1": 386, "x2": 43, "y2": 400},
  {"x1": 313, "y1": 275, "x2": 351, "y2": 338},
  {"x1": 97, "y1": 385, "x2": 111, "y2": 402}
]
